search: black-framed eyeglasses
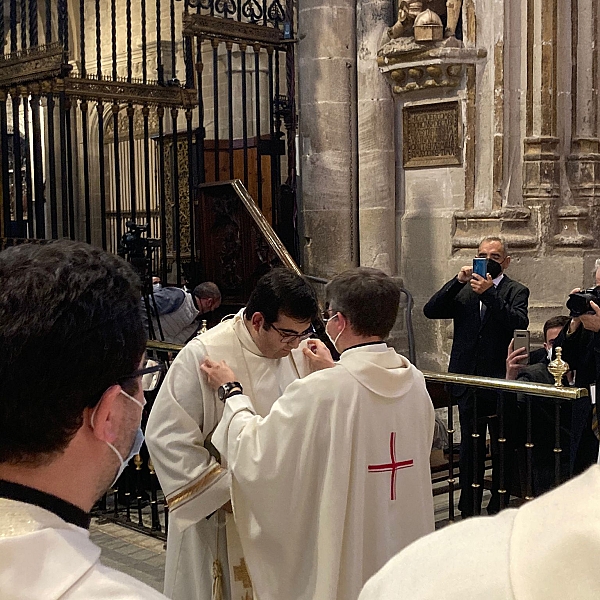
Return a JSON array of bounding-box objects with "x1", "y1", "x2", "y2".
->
[
  {"x1": 269, "y1": 323, "x2": 315, "y2": 343},
  {"x1": 117, "y1": 363, "x2": 164, "y2": 384}
]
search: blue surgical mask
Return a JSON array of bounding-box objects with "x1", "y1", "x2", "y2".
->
[{"x1": 92, "y1": 390, "x2": 145, "y2": 488}]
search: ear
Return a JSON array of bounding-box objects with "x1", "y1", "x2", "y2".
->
[
  {"x1": 336, "y1": 312, "x2": 348, "y2": 330},
  {"x1": 503, "y1": 256, "x2": 511, "y2": 269},
  {"x1": 249, "y1": 312, "x2": 265, "y2": 332},
  {"x1": 87, "y1": 385, "x2": 123, "y2": 445}
]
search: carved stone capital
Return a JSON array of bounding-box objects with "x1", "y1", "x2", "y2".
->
[
  {"x1": 552, "y1": 206, "x2": 594, "y2": 247},
  {"x1": 522, "y1": 137, "x2": 561, "y2": 201},
  {"x1": 452, "y1": 208, "x2": 537, "y2": 250},
  {"x1": 567, "y1": 138, "x2": 600, "y2": 204},
  {"x1": 378, "y1": 44, "x2": 486, "y2": 96}
]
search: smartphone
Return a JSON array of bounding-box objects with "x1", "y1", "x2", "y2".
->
[
  {"x1": 513, "y1": 329, "x2": 530, "y2": 364},
  {"x1": 473, "y1": 257, "x2": 487, "y2": 278}
]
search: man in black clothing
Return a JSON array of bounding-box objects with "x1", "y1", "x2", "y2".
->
[{"x1": 424, "y1": 236, "x2": 529, "y2": 517}]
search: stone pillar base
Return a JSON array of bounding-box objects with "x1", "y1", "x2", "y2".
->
[
  {"x1": 522, "y1": 137, "x2": 561, "y2": 200},
  {"x1": 567, "y1": 138, "x2": 600, "y2": 204}
]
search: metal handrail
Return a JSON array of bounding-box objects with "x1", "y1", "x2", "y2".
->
[{"x1": 422, "y1": 370, "x2": 588, "y2": 400}]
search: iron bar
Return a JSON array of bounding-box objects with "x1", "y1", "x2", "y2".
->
[
  {"x1": 20, "y1": 0, "x2": 27, "y2": 51},
  {"x1": 112, "y1": 103, "x2": 122, "y2": 243},
  {"x1": 240, "y1": 43, "x2": 249, "y2": 186},
  {"x1": 111, "y1": 0, "x2": 117, "y2": 81},
  {"x1": 254, "y1": 43, "x2": 263, "y2": 209},
  {"x1": 58, "y1": 92, "x2": 68, "y2": 236},
  {"x1": 10, "y1": 0, "x2": 17, "y2": 53},
  {"x1": 95, "y1": 0, "x2": 102, "y2": 78},
  {"x1": 142, "y1": 0, "x2": 147, "y2": 84},
  {"x1": 80, "y1": 101, "x2": 91, "y2": 243},
  {"x1": 195, "y1": 38, "x2": 206, "y2": 186},
  {"x1": 143, "y1": 105, "x2": 152, "y2": 225},
  {"x1": 497, "y1": 392, "x2": 506, "y2": 509},
  {"x1": 157, "y1": 106, "x2": 168, "y2": 282},
  {"x1": 0, "y1": 0, "x2": 4, "y2": 53},
  {"x1": 471, "y1": 393, "x2": 480, "y2": 516},
  {"x1": 226, "y1": 41, "x2": 234, "y2": 179},
  {"x1": 22, "y1": 98, "x2": 34, "y2": 237},
  {"x1": 156, "y1": 0, "x2": 164, "y2": 84},
  {"x1": 135, "y1": 455, "x2": 144, "y2": 526},
  {"x1": 186, "y1": 107, "x2": 195, "y2": 266},
  {"x1": 97, "y1": 101, "x2": 107, "y2": 248},
  {"x1": 148, "y1": 460, "x2": 162, "y2": 531},
  {"x1": 554, "y1": 399, "x2": 562, "y2": 487},
  {"x1": 45, "y1": 0, "x2": 51, "y2": 44},
  {"x1": 184, "y1": 37, "x2": 194, "y2": 89},
  {"x1": 447, "y1": 392, "x2": 455, "y2": 521},
  {"x1": 525, "y1": 395, "x2": 533, "y2": 500},
  {"x1": 12, "y1": 94, "x2": 24, "y2": 235},
  {"x1": 127, "y1": 104, "x2": 137, "y2": 222},
  {"x1": 65, "y1": 97, "x2": 75, "y2": 239},
  {"x1": 79, "y1": 0, "x2": 86, "y2": 77},
  {"x1": 0, "y1": 100, "x2": 11, "y2": 236},
  {"x1": 262, "y1": 0, "x2": 267, "y2": 26},
  {"x1": 170, "y1": 0, "x2": 176, "y2": 80},
  {"x1": 212, "y1": 38, "x2": 219, "y2": 180},
  {"x1": 127, "y1": 0, "x2": 132, "y2": 83},
  {"x1": 267, "y1": 46, "x2": 277, "y2": 228},
  {"x1": 47, "y1": 93, "x2": 58, "y2": 238},
  {"x1": 30, "y1": 94, "x2": 45, "y2": 238},
  {"x1": 29, "y1": 0, "x2": 38, "y2": 47},
  {"x1": 171, "y1": 108, "x2": 181, "y2": 286}
]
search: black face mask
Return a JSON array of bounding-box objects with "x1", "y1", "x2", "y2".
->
[{"x1": 485, "y1": 258, "x2": 502, "y2": 279}]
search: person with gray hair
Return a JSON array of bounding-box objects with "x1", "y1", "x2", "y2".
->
[
  {"x1": 147, "y1": 280, "x2": 222, "y2": 344},
  {"x1": 424, "y1": 236, "x2": 529, "y2": 517}
]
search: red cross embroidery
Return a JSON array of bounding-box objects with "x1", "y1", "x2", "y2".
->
[{"x1": 368, "y1": 432, "x2": 413, "y2": 500}]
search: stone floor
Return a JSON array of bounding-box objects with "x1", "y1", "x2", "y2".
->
[{"x1": 90, "y1": 518, "x2": 166, "y2": 593}]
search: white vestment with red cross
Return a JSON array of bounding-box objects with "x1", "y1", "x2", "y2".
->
[{"x1": 213, "y1": 343, "x2": 435, "y2": 600}]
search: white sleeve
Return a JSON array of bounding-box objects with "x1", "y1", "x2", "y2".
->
[{"x1": 145, "y1": 341, "x2": 230, "y2": 521}]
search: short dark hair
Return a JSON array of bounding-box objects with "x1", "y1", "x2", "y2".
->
[
  {"x1": 244, "y1": 267, "x2": 318, "y2": 324},
  {"x1": 325, "y1": 267, "x2": 400, "y2": 338},
  {"x1": 479, "y1": 236, "x2": 509, "y2": 256},
  {"x1": 0, "y1": 240, "x2": 146, "y2": 464},
  {"x1": 543, "y1": 315, "x2": 570, "y2": 342},
  {"x1": 193, "y1": 281, "x2": 221, "y2": 301}
]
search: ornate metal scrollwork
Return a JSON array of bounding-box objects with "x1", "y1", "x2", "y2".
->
[
  {"x1": 242, "y1": 0, "x2": 264, "y2": 23},
  {"x1": 267, "y1": 0, "x2": 285, "y2": 24},
  {"x1": 214, "y1": 0, "x2": 237, "y2": 17}
]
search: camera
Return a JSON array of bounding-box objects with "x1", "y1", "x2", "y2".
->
[
  {"x1": 566, "y1": 286, "x2": 600, "y2": 317},
  {"x1": 118, "y1": 221, "x2": 160, "y2": 261}
]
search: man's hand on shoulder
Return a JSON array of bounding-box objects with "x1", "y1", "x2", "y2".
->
[
  {"x1": 457, "y1": 266, "x2": 473, "y2": 284},
  {"x1": 470, "y1": 273, "x2": 494, "y2": 295},
  {"x1": 201, "y1": 357, "x2": 237, "y2": 389},
  {"x1": 303, "y1": 339, "x2": 335, "y2": 373},
  {"x1": 506, "y1": 339, "x2": 528, "y2": 381},
  {"x1": 580, "y1": 301, "x2": 600, "y2": 333}
]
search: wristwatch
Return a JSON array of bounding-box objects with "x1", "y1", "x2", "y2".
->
[{"x1": 218, "y1": 381, "x2": 243, "y2": 401}]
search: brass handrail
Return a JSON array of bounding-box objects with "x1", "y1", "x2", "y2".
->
[
  {"x1": 147, "y1": 340, "x2": 185, "y2": 353},
  {"x1": 422, "y1": 370, "x2": 588, "y2": 400}
]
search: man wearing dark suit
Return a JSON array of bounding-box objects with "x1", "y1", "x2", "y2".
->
[{"x1": 424, "y1": 237, "x2": 529, "y2": 517}]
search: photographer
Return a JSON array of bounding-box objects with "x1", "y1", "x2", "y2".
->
[
  {"x1": 147, "y1": 281, "x2": 221, "y2": 344},
  {"x1": 556, "y1": 260, "x2": 600, "y2": 473}
]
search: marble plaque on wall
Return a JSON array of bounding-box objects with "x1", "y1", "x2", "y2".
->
[{"x1": 403, "y1": 101, "x2": 462, "y2": 168}]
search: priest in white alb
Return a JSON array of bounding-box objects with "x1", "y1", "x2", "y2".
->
[
  {"x1": 203, "y1": 267, "x2": 435, "y2": 600},
  {"x1": 145, "y1": 268, "x2": 319, "y2": 600}
]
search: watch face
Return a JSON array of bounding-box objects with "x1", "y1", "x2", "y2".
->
[{"x1": 218, "y1": 385, "x2": 227, "y2": 401}]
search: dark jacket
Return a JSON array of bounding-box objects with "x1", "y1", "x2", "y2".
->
[{"x1": 424, "y1": 274, "x2": 530, "y2": 381}]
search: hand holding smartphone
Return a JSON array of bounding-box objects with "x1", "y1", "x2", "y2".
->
[
  {"x1": 513, "y1": 329, "x2": 530, "y2": 365},
  {"x1": 473, "y1": 257, "x2": 487, "y2": 278}
]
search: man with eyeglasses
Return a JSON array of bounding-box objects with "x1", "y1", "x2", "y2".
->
[
  {"x1": 146, "y1": 267, "x2": 319, "y2": 600},
  {"x1": 424, "y1": 236, "x2": 529, "y2": 518},
  {"x1": 0, "y1": 240, "x2": 166, "y2": 599},
  {"x1": 202, "y1": 267, "x2": 435, "y2": 600}
]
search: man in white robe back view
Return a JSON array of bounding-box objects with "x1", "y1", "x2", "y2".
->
[
  {"x1": 204, "y1": 267, "x2": 435, "y2": 600},
  {"x1": 145, "y1": 268, "x2": 319, "y2": 600},
  {"x1": 0, "y1": 240, "x2": 166, "y2": 600}
]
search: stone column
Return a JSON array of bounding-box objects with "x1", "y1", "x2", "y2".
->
[
  {"x1": 298, "y1": 0, "x2": 358, "y2": 277},
  {"x1": 565, "y1": 0, "x2": 600, "y2": 245},
  {"x1": 522, "y1": 0, "x2": 561, "y2": 249},
  {"x1": 357, "y1": 0, "x2": 395, "y2": 274}
]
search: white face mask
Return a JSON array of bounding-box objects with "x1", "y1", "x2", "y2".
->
[
  {"x1": 92, "y1": 390, "x2": 145, "y2": 488},
  {"x1": 325, "y1": 315, "x2": 344, "y2": 352}
]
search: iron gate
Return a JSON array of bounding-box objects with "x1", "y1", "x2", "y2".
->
[{"x1": 0, "y1": 0, "x2": 298, "y2": 284}]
